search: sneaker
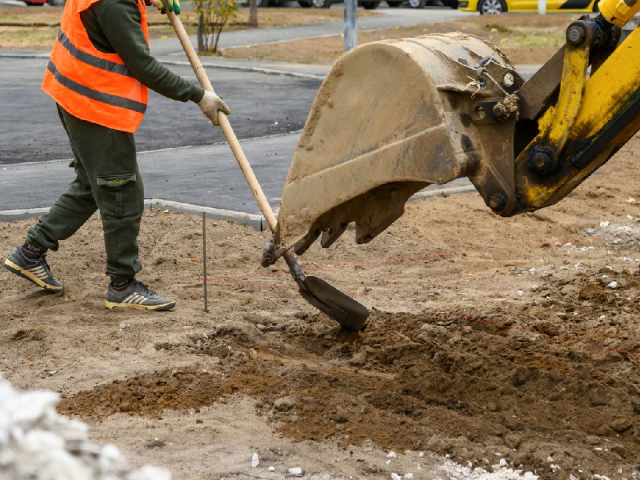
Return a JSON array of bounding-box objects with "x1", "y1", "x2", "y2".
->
[
  {"x1": 106, "y1": 280, "x2": 176, "y2": 311},
  {"x1": 4, "y1": 246, "x2": 63, "y2": 292}
]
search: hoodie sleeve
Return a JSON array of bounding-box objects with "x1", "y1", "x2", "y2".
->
[{"x1": 96, "y1": 0, "x2": 205, "y2": 103}]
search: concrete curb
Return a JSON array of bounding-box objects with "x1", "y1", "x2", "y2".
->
[
  {"x1": 146, "y1": 199, "x2": 266, "y2": 231},
  {"x1": 158, "y1": 59, "x2": 326, "y2": 80},
  {"x1": 0, "y1": 207, "x2": 50, "y2": 222},
  {"x1": 0, "y1": 52, "x2": 327, "y2": 80},
  {"x1": 0, "y1": 52, "x2": 49, "y2": 59},
  {"x1": 0, "y1": 199, "x2": 267, "y2": 230}
]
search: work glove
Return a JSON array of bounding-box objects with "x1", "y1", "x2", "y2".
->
[
  {"x1": 198, "y1": 91, "x2": 231, "y2": 127},
  {"x1": 156, "y1": 0, "x2": 181, "y2": 14}
]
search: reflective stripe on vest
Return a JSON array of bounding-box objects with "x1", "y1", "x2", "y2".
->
[
  {"x1": 41, "y1": 0, "x2": 149, "y2": 133},
  {"x1": 46, "y1": 61, "x2": 146, "y2": 114},
  {"x1": 56, "y1": 30, "x2": 134, "y2": 78}
]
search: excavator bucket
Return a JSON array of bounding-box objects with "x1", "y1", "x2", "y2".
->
[{"x1": 267, "y1": 33, "x2": 524, "y2": 261}]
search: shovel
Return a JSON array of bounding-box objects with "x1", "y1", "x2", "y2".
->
[{"x1": 165, "y1": 12, "x2": 369, "y2": 332}]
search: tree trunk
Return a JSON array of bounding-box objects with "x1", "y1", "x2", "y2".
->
[
  {"x1": 197, "y1": 12, "x2": 204, "y2": 52},
  {"x1": 213, "y1": 20, "x2": 227, "y2": 52},
  {"x1": 248, "y1": 0, "x2": 258, "y2": 27}
]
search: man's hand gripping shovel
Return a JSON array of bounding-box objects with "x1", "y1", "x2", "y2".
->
[{"x1": 165, "y1": 12, "x2": 370, "y2": 332}]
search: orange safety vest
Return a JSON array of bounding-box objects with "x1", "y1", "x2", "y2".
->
[{"x1": 42, "y1": 0, "x2": 149, "y2": 133}]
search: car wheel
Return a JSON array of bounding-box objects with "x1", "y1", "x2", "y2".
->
[
  {"x1": 24, "y1": 2, "x2": 45, "y2": 5},
  {"x1": 47, "y1": 0, "x2": 66, "y2": 6},
  {"x1": 446, "y1": 0, "x2": 458, "y2": 7},
  {"x1": 256, "y1": 0, "x2": 269, "y2": 7},
  {"x1": 478, "y1": 0, "x2": 505, "y2": 14},
  {"x1": 387, "y1": 0, "x2": 402, "y2": 6},
  {"x1": 312, "y1": 0, "x2": 332, "y2": 7},
  {"x1": 299, "y1": 0, "x2": 313, "y2": 6},
  {"x1": 408, "y1": 0, "x2": 425, "y2": 8},
  {"x1": 360, "y1": 0, "x2": 381, "y2": 7}
]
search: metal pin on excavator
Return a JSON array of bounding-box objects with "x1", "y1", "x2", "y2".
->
[{"x1": 263, "y1": 0, "x2": 640, "y2": 330}]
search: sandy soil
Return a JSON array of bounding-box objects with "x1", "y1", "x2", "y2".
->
[
  {"x1": 2, "y1": 135, "x2": 640, "y2": 478},
  {"x1": 0, "y1": 7, "x2": 377, "y2": 49},
  {"x1": 220, "y1": 13, "x2": 580, "y2": 65}
]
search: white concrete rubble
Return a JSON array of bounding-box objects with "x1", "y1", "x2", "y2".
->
[{"x1": 0, "y1": 376, "x2": 171, "y2": 480}]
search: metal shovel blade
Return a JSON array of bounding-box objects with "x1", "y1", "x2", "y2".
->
[
  {"x1": 300, "y1": 276, "x2": 369, "y2": 332},
  {"x1": 282, "y1": 249, "x2": 369, "y2": 331}
]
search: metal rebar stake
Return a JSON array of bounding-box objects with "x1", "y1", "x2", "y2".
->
[
  {"x1": 202, "y1": 212, "x2": 208, "y2": 313},
  {"x1": 344, "y1": 0, "x2": 358, "y2": 52}
]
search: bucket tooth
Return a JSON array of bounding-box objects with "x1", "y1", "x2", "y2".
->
[
  {"x1": 356, "y1": 204, "x2": 405, "y2": 245},
  {"x1": 320, "y1": 223, "x2": 348, "y2": 249},
  {"x1": 293, "y1": 230, "x2": 320, "y2": 256},
  {"x1": 354, "y1": 182, "x2": 422, "y2": 244}
]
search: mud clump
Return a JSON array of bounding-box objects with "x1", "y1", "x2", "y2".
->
[
  {"x1": 59, "y1": 363, "x2": 279, "y2": 420},
  {"x1": 58, "y1": 369, "x2": 224, "y2": 419},
  {"x1": 11, "y1": 327, "x2": 45, "y2": 341}
]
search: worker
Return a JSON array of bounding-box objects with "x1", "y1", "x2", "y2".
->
[{"x1": 3, "y1": 0, "x2": 228, "y2": 311}]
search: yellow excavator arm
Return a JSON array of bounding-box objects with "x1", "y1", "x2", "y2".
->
[{"x1": 264, "y1": 0, "x2": 640, "y2": 264}]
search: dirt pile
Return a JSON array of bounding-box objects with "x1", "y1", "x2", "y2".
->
[
  {"x1": 58, "y1": 369, "x2": 227, "y2": 419},
  {"x1": 3, "y1": 137, "x2": 640, "y2": 478},
  {"x1": 57, "y1": 304, "x2": 640, "y2": 477}
]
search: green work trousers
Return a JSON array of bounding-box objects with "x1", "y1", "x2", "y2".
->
[{"x1": 26, "y1": 105, "x2": 144, "y2": 282}]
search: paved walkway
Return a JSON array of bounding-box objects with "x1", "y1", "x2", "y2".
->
[{"x1": 150, "y1": 8, "x2": 470, "y2": 56}]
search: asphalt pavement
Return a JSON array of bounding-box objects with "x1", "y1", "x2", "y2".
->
[
  {"x1": 0, "y1": 58, "x2": 321, "y2": 164},
  {"x1": 0, "y1": 131, "x2": 474, "y2": 219},
  {"x1": 0, "y1": 133, "x2": 299, "y2": 214}
]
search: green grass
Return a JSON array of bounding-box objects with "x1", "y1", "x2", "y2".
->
[
  {"x1": 0, "y1": 27, "x2": 58, "y2": 49},
  {"x1": 502, "y1": 33, "x2": 565, "y2": 49}
]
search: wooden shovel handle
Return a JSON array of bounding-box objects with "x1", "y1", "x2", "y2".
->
[{"x1": 166, "y1": 12, "x2": 279, "y2": 232}]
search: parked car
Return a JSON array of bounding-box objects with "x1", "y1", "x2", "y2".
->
[
  {"x1": 458, "y1": 0, "x2": 597, "y2": 14},
  {"x1": 307, "y1": 0, "x2": 381, "y2": 7},
  {"x1": 255, "y1": 0, "x2": 381, "y2": 8},
  {"x1": 254, "y1": 0, "x2": 454, "y2": 8},
  {"x1": 387, "y1": 0, "x2": 458, "y2": 8},
  {"x1": 24, "y1": 0, "x2": 66, "y2": 5}
]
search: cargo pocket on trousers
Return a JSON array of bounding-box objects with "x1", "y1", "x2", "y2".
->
[{"x1": 97, "y1": 174, "x2": 138, "y2": 217}]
